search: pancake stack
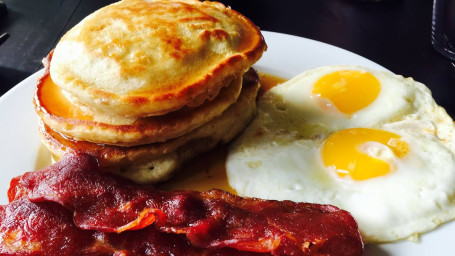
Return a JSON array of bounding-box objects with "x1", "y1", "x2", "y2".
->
[{"x1": 34, "y1": 0, "x2": 266, "y2": 183}]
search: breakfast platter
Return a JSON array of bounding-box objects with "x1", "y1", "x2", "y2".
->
[{"x1": 1, "y1": 31, "x2": 454, "y2": 255}]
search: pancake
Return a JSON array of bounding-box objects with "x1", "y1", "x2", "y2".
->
[
  {"x1": 39, "y1": 70, "x2": 260, "y2": 183},
  {"x1": 35, "y1": 53, "x2": 244, "y2": 147},
  {"x1": 49, "y1": 0, "x2": 266, "y2": 117}
]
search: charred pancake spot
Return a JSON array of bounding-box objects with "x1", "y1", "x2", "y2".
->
[
  {"x1": 163, "y1": 36, "x2": 194, "y2": 60},
  {"x1": 179, "y1": 15, "x2": 219, "y2": 23},
  {"x1": 127, "y1": 95, "x2": 149, "y2": 106},
  {"x1": 199, "y1": 29, "x2": 229, "y2": 41}
]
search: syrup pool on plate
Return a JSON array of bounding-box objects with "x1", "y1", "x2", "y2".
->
[{"x1": 157, "y1": 72, "x2": 286, "y2": 193}]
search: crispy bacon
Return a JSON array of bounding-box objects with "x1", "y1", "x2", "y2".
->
[
  {"x1": 8, "y1": 153, "x2": 363, "y2": 256},
  {"x1": 0, "y1": 200, "x2": 100, "y2": 256},
  {"x1": 0, "y1": 200, "x2": 266, "y2": 256}
]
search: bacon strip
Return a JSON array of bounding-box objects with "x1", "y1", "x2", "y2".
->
[
  {"x1": 0, "y1": 200, "x2": 101, "y2": 256},
  {"x1": 8, "y1": 153, "x2": 363, "y2": 256},
  {"x1": 0, "y1": 199, "x2": 266, "y2": 256}
]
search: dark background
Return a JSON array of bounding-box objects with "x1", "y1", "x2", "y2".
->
[{"x1": 1, "y1": 0, "x2": 454, "y2": 115}]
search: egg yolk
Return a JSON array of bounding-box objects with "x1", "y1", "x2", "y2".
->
[
  {"x1": 321, "y1": 128, "x2": 409, "y2": 180},
  {"x1": 312, "y1": 70, "x2": 380, "y2": 115}
]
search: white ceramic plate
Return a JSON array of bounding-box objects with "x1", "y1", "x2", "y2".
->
[{"x1": 0, "y1": 31, "x2": 453, "y2": 255}]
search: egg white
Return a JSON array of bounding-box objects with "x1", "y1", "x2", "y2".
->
[
  {"x1": 260, "y1": 66, "x2": 419, "y2": 136},
  {"x1": 226, "y1": 65, "x2": 455, "y2": 242}
]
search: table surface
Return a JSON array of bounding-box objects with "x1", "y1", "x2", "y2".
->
[{"x1": 0, "y1": 0, "x2": 454, "y2": 116}]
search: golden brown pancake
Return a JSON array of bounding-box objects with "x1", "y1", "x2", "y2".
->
[
  {"x1": 39, "y1": 70, "x2": 260, "y2": 183},
  {"x1": 49, "y1": 0, "x2": 266, "y2": 117},
  {"x1": 35, "y1": 54, "x2": 244, "y2": 147}
]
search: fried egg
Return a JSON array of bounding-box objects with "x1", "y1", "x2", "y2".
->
[{"x1": 226, "y1": 65, "x2": 455, "y2": 242}]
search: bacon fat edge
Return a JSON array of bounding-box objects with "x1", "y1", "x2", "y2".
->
[{"x1": 6, "y1": 153, "x2": 363, "y2": 256}]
